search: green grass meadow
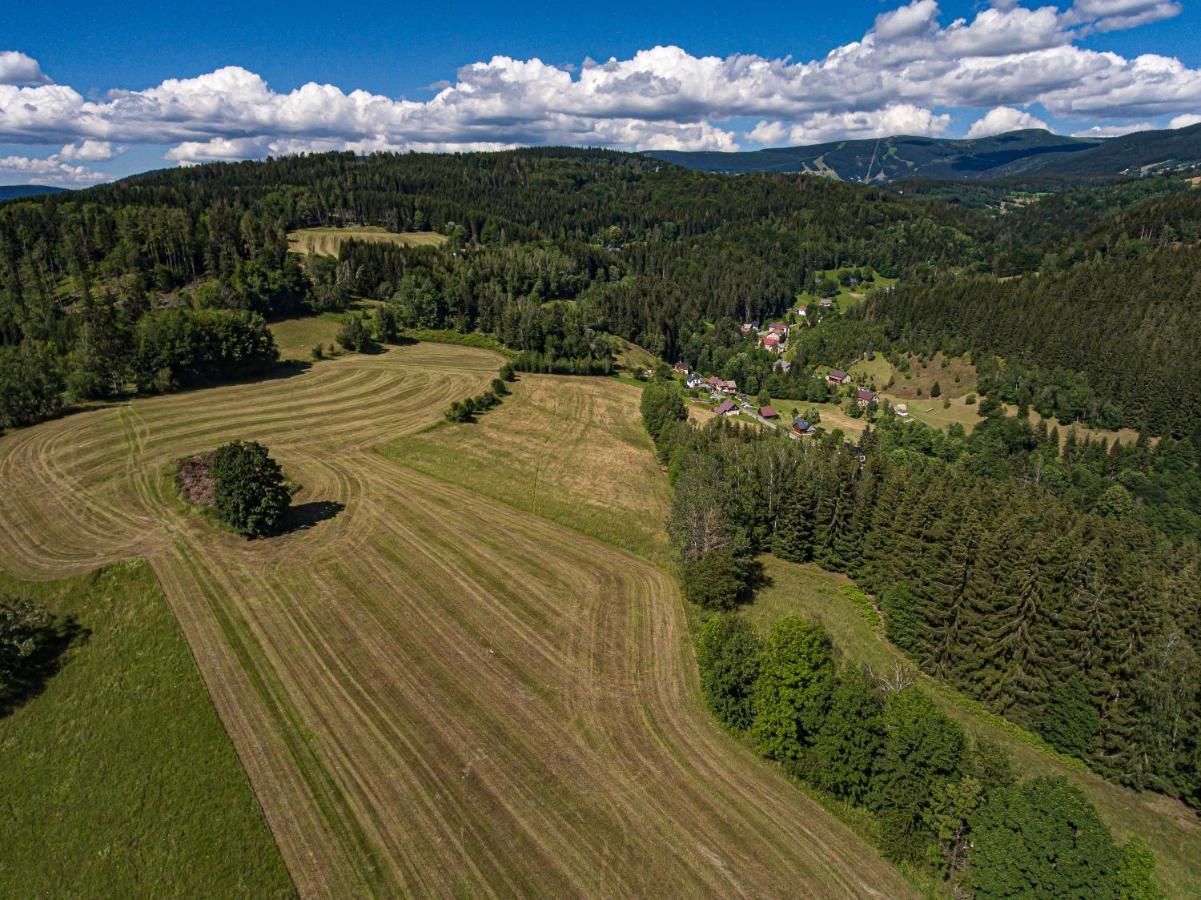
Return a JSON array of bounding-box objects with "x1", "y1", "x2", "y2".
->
[{"x1": 0, "y1": 561, "x2": 294, "y2": 897}]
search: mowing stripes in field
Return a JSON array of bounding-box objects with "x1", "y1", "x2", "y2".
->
[{"x1": 0, "y1": 343, "x2": 913, "y2": 898}]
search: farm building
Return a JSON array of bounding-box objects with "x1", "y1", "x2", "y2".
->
[
  {"x1": 819, "y1": 298, "x2": 834, "y2": 309},
  {"x1": 827, "y1": 370, "x2": 851, "y2": 385},
  {"x1": 894, "y1": 403, "x2": 909, "y2": 417},
  {"x1": 760, "y1": 406, "x2": 778, "y2": 419}
]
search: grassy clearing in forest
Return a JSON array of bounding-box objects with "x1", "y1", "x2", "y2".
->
[
  {"x1": 742, "y1": 556, "x2": 1201, "y2": 899},
  {"x1": 0, "y1": 561, "x2": 293, "y2": 898},
  {"x1": 287, "y1": 226, "x2": 447, "y2": 256},
  {"x1": 0, "y1": 344, "x2": 912, "y2": 898},
  {"x1": 269, "y1": 314, "x2": 342, "y2": 360}
]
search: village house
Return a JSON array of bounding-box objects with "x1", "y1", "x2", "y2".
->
[
  {"x1": 792, "y1": 417, "x2": 816, "y2": 435},
  {"x1": 767, "y1": 322, "x2": 789, "y2": 337},
  {"x1": 719, "y1": 379, "x2": 737, "y2": 394},
  {"x1": 686, "y1": 373, "x2": 705, "y2": 390},
  {"x1": 827, "y1": 370, "x2": 851, "y2": 385},
  {"x1": 716, "y1": 399, "x2": 739, "y2": 416},
  {"x1": 856, "y1": 388, "x2": 878, "y2": 409},
  {"x1": 760, "y1": 333, "x2": 782, "y2": 351},
  {"x1": 795, "y1": 305, "x2": 808, "y2": 317},
  {"x1": 894, "y1": 403, "x2": 909, "y2": 417},
  {"x1": 819, "y1": 298, "x2": 834, "y2": 309},
  {"x1": 773, "y1": 359, "x2": 791, "y2": 373},
  {"x1": 673, "y1": 361, "x2": 689, "y2": 375}
]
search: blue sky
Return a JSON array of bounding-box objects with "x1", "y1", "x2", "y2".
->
[{"x1": 3, "y1": 0, "x2": 1201, "y2": 184}]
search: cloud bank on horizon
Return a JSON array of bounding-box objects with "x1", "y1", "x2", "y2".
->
[{"x1": 3, "y1": 0, "x2": 1201, "y2": 186}]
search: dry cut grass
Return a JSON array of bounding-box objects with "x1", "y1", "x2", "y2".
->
[
  {"x1": 287, "y1": 226, "x2": 447, "y2": 257},
  {"x1": 384, "y1": 374, "x2": 672, "y2": 566},
  {"x1": 0, "y1": 344, "x2": 912, "y2": 898}
]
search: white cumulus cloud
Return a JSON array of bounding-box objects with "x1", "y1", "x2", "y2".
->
[
  {"x1": 1, "y1": 0, "x2": 1200, "y2": 169},
  {"x1": 0, "y1": 51, "x2": 49, "y2": 86},
  {"x1": 967, "y1": 105, "x2": 1050, "y2": 137},
  {"x1": 751, "y1": 104, "x2": 951, "y2": 146},
  {"x1": 59, "y1": 140, "x2": 118, "y2": 161},
  {"x1": 0, "y1": 153, "x2": 106, "y2": 187}
]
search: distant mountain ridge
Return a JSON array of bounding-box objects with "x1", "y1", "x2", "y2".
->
[
  {"x1": 645, "y1": 124, "x2": 1201, "y2": 183},
  {"x1": 0, "y1": 185, "x2": 68, "y2": 201}
]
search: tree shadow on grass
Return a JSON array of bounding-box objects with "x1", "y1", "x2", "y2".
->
[
  {"x1": 0, "y1": 617, "x2": 90, "y2": 719},
  {"x1": 277, "y1": 500, "x2": 346, "y2": 535}
]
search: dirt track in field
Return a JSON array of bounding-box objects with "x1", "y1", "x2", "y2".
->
[{"x1": 0, "y1": 344, "x2": 913, "y2": 898}]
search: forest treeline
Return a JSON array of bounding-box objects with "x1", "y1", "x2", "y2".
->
[
  {"x1": 640, "y1": 384, "x2": 1201, "y2": 811},
  {"x1": 3, "y1": 148, "x2": 1200, "y2": 440}
]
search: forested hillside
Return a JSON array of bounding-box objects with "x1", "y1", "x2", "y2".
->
[
  {"x1": 642, "y1": 400, "x2": 1201, "y2": 811},
  {"x1": 4, "y1": 147, "x2": 1199, "y2": 445},
  {"x1": 1, "y1": 149, "x2": 984, "y2": 432},
  {"x1": 866, "y1": 245, "x2": 1201, "y2": 440}
]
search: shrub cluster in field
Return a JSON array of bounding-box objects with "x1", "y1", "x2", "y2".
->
[
  {"x1": 0, "y1": 597, "x2": 69, "y2": 710},
  {"x1": 175, "y1": 441, "x2": 295, "y2": 538},
  {"x1": 444, "y1": 364, "x2": 516, "y2": 423},
  {"x1": 697, "y1": 613, "x2": 1163, "y2": 898}
]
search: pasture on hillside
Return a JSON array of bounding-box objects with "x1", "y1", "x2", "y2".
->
[
  {"x1": 0, "y1": 343, "x2": 912, "y2": 898},
  {"x1": 287, "y1": 226, "x2": 447, "y2": 257},
  {"x1": 0, "y1": 562, "x2": 292, "y2": 897},
  {"x1": 741, "y1": 556, "x2": 1201, "y2": 898}
]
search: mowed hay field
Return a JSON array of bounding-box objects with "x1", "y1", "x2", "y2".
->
[
  {"x1": 0, "y1": 343, "x2": 912, "y2": 898},
  {"x1": 287, "y1": 226, "x2": 447, "y2": 257},
  {"x1": 744, "y1": 557, "x2": 1201, "y2": 898},
  {"x1": 0, "y1": 561, "x2": 293, "y2": 897},
  {"x1": 384, "y1": 374, "x2": 672, "y2": 566}
]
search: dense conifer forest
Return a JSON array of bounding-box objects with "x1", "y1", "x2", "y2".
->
[{"x1": 640, "y1": 392, "x2": 1201, "y2": 809}]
